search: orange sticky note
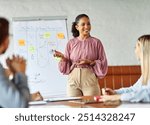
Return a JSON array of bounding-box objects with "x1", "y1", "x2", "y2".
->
[
  {"x1": 57, "y1": 33, "x2": 65, "y2": 39},
  {"x1": 18, "y1": 39, "x2": 25, "y2": 46}
]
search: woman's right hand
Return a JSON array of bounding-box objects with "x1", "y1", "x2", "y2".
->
[
  {"x1": 53, "y1": 50, "x2": 66, "y2": 60},
  {"x1": 101, "y1": 88, "x2": 116, "y2": 95}
]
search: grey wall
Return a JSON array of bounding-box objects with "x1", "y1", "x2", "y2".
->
[{"x1": 0, "y1": 0, "x2": 150, "y2": 65}]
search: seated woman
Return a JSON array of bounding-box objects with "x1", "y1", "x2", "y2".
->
[{"x1": 100, "y1": 35, "x2": 150, "y2": 102}]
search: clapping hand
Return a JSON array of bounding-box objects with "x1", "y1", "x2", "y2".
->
[{"x1": 6, "y1": 55, "x2": 26, "y2": 74}]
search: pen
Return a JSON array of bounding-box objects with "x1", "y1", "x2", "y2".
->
[{"x1": 50, "y1": 49, "x2": 55, "y2": 54}]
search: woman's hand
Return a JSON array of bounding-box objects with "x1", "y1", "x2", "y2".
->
[
  {"x1": 30, "y1": 91, "x2": 43, "y2": 101},
  {"x1": 53, "y1": 50, "x2": 67, "y2": 61},
  {"x1": 53, "y1": 50, "x2": 64, "y2": 58},
  {"x1": 77, "y1": 59, "x2": 95, "y2": 66},
  {"x1": 99, "y1": 95, "x2": 121, "y2": 102},
  {"x1": 6, "y1": 55, "x2": 26, "y2": 74},
  {"x1": 4, "y1": 68, "x2": 13, "y2": 78},
  {"x1": 101, "y1": 88, "x2": 116, "y2": 95}
]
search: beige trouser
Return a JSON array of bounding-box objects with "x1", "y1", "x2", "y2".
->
[{"x1": 67, "y1": 68, "x2": 100, "y2": 96}]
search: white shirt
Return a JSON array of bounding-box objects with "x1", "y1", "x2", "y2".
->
[{"x1": 115, "y1": 76, "x2": 150, "y2": 102}]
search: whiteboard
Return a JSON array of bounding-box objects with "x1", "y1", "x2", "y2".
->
[{"x1": 12, "y1": 17, "x2": 68, "y2": 98}]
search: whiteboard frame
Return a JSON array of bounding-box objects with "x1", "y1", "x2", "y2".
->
[{"x1": 12, "y1": 16, "x2": 67, "y2": 21}]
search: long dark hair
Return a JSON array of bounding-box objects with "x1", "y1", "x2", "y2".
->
[
  {"x1": 0, "y1": 17, "x2": 9, "y2": 45},
  {"x1": 71, "y1": 14, "x2": 89, "y2": 37}
]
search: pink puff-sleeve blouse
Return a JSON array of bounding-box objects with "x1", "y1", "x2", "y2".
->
[{"x1": 58, "y1": 36, "x2": 108, "y2": 79}]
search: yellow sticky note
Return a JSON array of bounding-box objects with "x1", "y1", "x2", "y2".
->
[
  {"x1": 18, "y1": 39, "x2": 25, "y2": 46},
  {"x1": 57, "y1": 33, "x2": 65, "y2": 39},
  {"x1": 43, "y1": 32, "x2": 50, "y2": 38}
]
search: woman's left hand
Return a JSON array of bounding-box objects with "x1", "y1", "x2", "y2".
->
[
  {"x1": 77, "y1": 59, "x2": 95, "y2": 66},
  {"x1": 99, "y1": 95, "x2": 121, "y2": 102}
]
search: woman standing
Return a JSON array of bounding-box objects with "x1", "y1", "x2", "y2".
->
[{"x1": 54, "y1": 14, "x2": 108, "y2": 97}]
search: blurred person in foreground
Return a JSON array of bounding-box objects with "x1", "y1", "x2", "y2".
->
[{"x1": 0, "y1": 17, "x2": 30, "y2": 107}]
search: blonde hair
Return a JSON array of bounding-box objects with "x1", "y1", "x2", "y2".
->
[{"x1": 138, "y1": 35, "x2": 150, "y2": 85}]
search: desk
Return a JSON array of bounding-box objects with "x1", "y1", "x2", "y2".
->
[
  {"x1": 29, "y1": 96, "x2": 120, "y2": 108},
  {"x1": 29, "y1": 96, "x2": 150, "y2": 108}
]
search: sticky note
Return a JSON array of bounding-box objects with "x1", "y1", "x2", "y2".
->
[
  {"x1": 18, "y1": 39, "x2": 25, "y2": 46},
  {"x1": 43, "y1": 32, "x2": 51, "y2": 38},
  {"x1": 28, "y1": 46, "x2": 35, "y2": 53},
  {"x1": 57, "y1": 33, "x2": 65, "y2": 39}
]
